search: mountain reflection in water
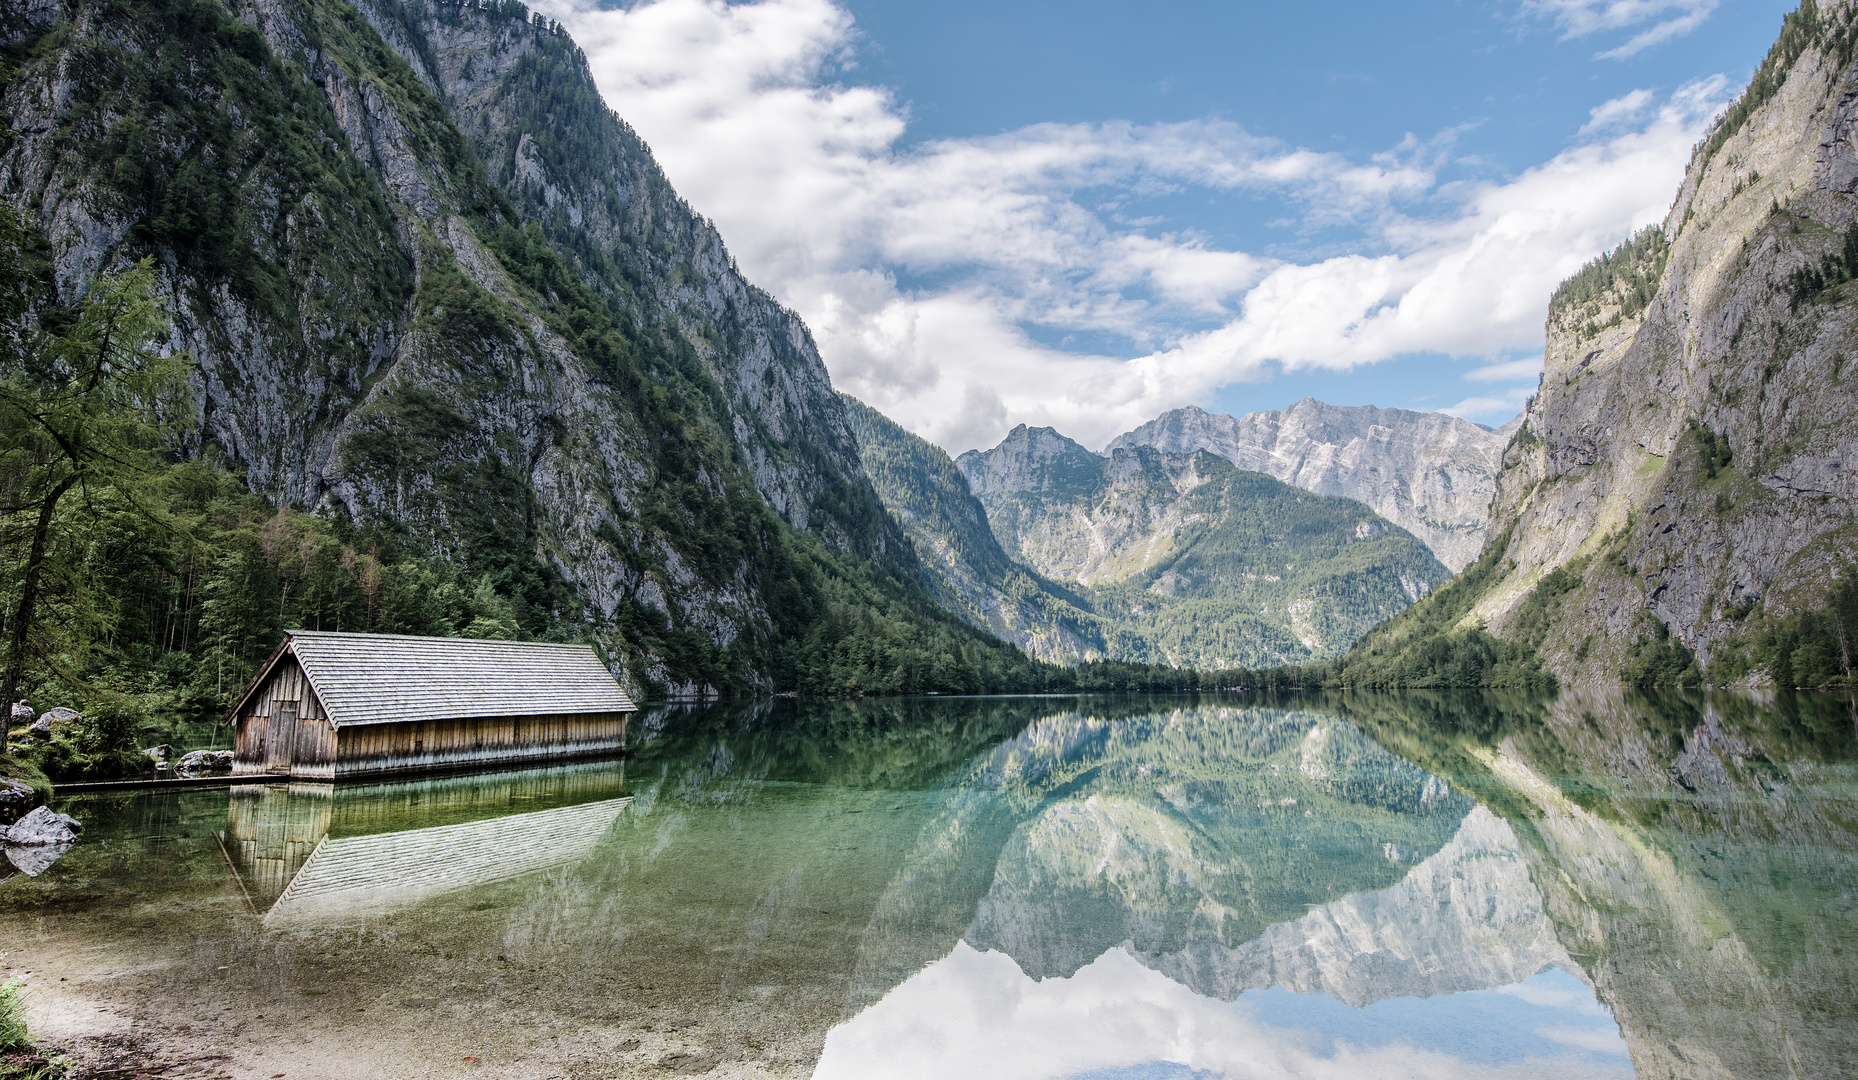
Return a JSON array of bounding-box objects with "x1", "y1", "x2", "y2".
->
[{"x1": 3, "y1": 690, "x2": 1853, "y2": 1079}]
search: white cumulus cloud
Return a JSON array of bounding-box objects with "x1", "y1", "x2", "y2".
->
[
  {"x1": 535, "y1": 0, "x2": 1730, "y2": 452},
  {"x1": 1523, "y1": 0, "x2": 1724, "y2": 59},
  {"x1": 1466, "y1": 356, "x2": 1546, "y2": 384},
  {"x1": 1523, "y1": 0, "x2": 1724, "y2": 57}
]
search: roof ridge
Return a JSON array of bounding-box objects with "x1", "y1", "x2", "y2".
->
[{"x1": 286, "y1": 630, "x2": 595, "y2": 648}]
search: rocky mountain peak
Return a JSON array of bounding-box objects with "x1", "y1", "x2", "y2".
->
[
  {"x1": 955, "y1": 424, "x2": 1102, "y2": 498},
  {"x1": 1107, "y1": 399, "x2": 1509, "y2": 572}
]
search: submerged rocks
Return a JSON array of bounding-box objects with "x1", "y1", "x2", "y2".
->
[
  {"x1": 6, "y1": 839, "x2": 69, "y2": 877},
  {"x1": 4, "y1": 805, "x2": 80, "y2": 877}
]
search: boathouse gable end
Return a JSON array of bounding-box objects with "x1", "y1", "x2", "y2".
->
[
  {"x1": 230, "y1": 652, "x2": 336, "y2": 778},
  {"x1": 225, "y1": 632, "x2": 636, "y2": 780}
]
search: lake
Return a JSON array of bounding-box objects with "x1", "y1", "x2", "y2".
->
[{"x1": 3, "y1": 689, "x2": 1855, "y2": 1079}]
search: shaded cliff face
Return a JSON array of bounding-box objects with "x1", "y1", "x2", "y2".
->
[
  {"x1": 0, "y1": 0, "x2": 903, "y2": 692},
  {"x1": 1109, "y1": 399, "x2": 1511, "y2": 573},
  {"x1": 955, "y1": 424, "x2": 1452, "y2": 667},
  {"x1": 1463, "y1": 1, "x2": 1858, "y2": 685},
  {"x1": 840, "y1": 396, "x2": 1110, "y2": 664}
]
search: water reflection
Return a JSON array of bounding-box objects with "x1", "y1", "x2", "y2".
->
[
  {"x1": 2, "y1": 690, "x2": 1853, "y2": 1079},
  {"x1": 222, "y1": 764, "x2": 631, "y2": 924},
  {"x1": 1340, "y1": 686, "x2": 1858, "y2": 1080},
  {"x1": 826, "y1": 702, "x2": 1628, "y2": 1078}
]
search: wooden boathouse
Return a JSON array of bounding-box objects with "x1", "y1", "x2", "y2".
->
[{"x1": 225, "y1": 632, "x2": 636, "y2": 779}]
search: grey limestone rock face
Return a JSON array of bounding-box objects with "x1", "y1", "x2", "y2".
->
[
  {"x1": 842, "y1": 398, "x2": 1110, "y2": 664},
  {"x1": 389, "y1": 6, "x2": 871, "y2": 543},
  {"x1": 1108, "y1": 399, "x2": 1510, "y2": 573},
  {"x1": 1461, "y1": 0, "x2": 1858, "y2": 684}
]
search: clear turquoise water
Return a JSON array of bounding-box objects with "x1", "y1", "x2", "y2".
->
[{"x1": 4, "y1": 690, "x2": 1855, "y2": 1079}]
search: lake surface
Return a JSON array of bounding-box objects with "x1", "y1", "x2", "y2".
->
[{"x1": 4, "y1": 689, "x2": 1856, "y2": 1079}]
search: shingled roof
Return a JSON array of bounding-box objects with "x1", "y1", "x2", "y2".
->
[{"x1": 228, "y1": 632, "x2": 636, "y2": 728}]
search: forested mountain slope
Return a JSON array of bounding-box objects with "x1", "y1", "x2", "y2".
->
[
  {"x1": 1108, "y1": 400, "x2": 1511, "y2": 573},
  {"x1": 1347, "y1": 0, "x2": 1858, "y2": 689},
  {"x1": 954, "y1": 425, "x2": 1453, "y2": 668},
  {"x1": 0, "y1": 0, "x2": 1040, "y2": 698}
]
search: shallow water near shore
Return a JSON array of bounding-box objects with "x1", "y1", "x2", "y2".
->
[{"x1": 3, "y1": 689, "x2": 1856, "y2": 1079}]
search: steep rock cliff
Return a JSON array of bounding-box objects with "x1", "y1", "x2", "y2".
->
[
  {"x1": 1458, "y1": 0, "x2": 1858, "y2": 686},
  {"x1": 1108, "y1": 399, "x2": 1511, "y2": 573},
  {"x1": 0, "y1": 0, "x2": 926, "y2": 693}
]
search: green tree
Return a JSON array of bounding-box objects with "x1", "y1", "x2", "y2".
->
[
  {"x1": 197, "y1": 537, "x2": 284, "y2": 694},
  {"x1": 0, "y1": 217, "x2": 194, "y2": 716}
]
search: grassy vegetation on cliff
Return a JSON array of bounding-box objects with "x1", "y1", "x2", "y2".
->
[
  {"x1": 1708, "y1": 570, "x2": 1858, "y2": 688},
  {"x1": 1552, "y1": 225, "x2": 1669, "y2": 330},
  {"x1": 1304, "y1": 527, "x2": 1556, "y2": 690}
]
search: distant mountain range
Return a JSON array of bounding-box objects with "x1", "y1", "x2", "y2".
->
[
  {"x1": 1108, "y1": 400, "x2": 1514, "y2": 573},
  {"x1": 848, "y1": 399, "x2": 1458, "y2": 668}
]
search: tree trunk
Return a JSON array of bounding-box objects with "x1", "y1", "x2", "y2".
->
[{"x1": 1, "y1": 471, "x2": 78, "y2": 743}]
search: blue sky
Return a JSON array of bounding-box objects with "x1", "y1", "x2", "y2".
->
[{"x1": 543, "y1": 0, "x2": 1791, "y2": 449}]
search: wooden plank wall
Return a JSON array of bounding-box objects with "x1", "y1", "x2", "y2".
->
[
  {"x1": 334, "y1": 712, "x2": 630, "y2": 778},
  {"x1": 231, "y1": 654, "x2": 337, "y2": 778}
]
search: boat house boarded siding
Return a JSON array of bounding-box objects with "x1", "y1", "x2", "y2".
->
[{"x1": 226, "y1": 632, "x2": 637, "y2": 779}]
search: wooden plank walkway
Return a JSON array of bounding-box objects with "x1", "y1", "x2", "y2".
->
[
  {"x1": 53, "y1": 774, "x2": 283, "y2": 794},
  {"x1": 52, "y1": 749, "x2": 629, "y2": 794}
]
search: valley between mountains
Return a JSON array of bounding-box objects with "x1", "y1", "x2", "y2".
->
[
  {"x1": 0, "y1": 0, "x2": 1515, "y2": 704},
  {"x1": 1, "y1": 0, "x2": 1855, "y2": 708}
]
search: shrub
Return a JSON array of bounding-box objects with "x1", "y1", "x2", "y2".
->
[
  {"x1": 0, "y1": 976, "x2": 29, "y2": 1053},
  {"x1": 75, "y1": 692, "x2": 147, "y2": 756}
]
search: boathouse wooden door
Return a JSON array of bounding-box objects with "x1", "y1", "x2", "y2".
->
[{"x1": 269, "y1": 700, "x2": 298, "y2": 773}]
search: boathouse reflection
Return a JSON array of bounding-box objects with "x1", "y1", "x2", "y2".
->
[{"x1": 220, "y1": 761, "x2": 629, "y2": 924}]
